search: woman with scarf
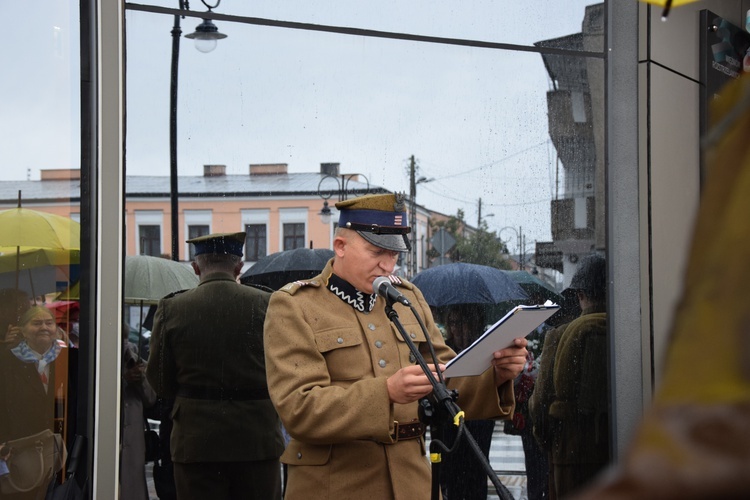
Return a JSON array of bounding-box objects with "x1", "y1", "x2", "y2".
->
[{"x1": 0, "y1": 305, "x2": 69, "y2": 499}]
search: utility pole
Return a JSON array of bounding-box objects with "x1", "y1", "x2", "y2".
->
[
  {"x1": 409, "y1": 155, "x2": 417, "y2": 277},
  {"x1": 477, "y1": 198, "x2": 483, "y2": 228}
]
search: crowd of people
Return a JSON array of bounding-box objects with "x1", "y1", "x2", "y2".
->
[{"x1": 0, "y1": 192, "x2": 611, "y2": 500}]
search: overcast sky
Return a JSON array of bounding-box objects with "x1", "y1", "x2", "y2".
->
[{"x1": 2, "y1": 0, "x2": 602, "y2": 256}]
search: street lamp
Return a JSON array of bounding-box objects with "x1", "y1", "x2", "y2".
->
[
  {"x1": 316, "y1": 173, "x2": 371, "y2": 225},
  {"x1": 185, "y1": 17, "x2": 227, "y2": 53},
  {"x1": 169, "y1": 0, "x2": 227, "y2": 261}
]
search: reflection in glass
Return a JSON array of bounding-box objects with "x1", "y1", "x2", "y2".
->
[
  {"x1": 0, "y1": 1, "x2": 82, "y2": 496},
  {"x1": 124, "y1": 1, "x2": 607, "y2": 498}
]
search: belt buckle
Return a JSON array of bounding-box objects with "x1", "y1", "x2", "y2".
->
[{"x1": 391, "y1": 421, "x2": 400, "y2": 442}]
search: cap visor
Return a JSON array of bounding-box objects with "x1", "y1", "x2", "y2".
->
[{"x1": 357, "y1": 231, "x2": 409, "y2": 252}]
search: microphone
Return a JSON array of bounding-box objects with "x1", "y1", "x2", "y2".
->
[{"x1": 372, "y1": 276, "x2": 411, "y2": 306}]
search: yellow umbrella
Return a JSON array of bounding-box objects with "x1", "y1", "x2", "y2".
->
[
  {"x1": 0, "y1": 207, "x2": 80, "y2": 291},
  {"x1": 0, "y1": 208, "x2": 80, "y2": 250},
  {"x1": 0, "y1": 247, "x2": 80, "y2": 274},
  {"x1": 55, "y1": 281, "x2": 80, "y2": 301},
  {"x1": 639, "y1": 0, "x2": 701, "y2": 20}
]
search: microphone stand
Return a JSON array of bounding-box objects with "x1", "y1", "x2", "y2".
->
[{"x1": 383, "y1": 300, "x2": 514, "y2": 500}]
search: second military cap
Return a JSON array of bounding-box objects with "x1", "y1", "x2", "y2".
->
[
  {"x1": 335, "y1": 193, "x2": 411, "y2": 252},
  {"x1": 186, "y1": 231, "x2": 246, "y2": 257}
]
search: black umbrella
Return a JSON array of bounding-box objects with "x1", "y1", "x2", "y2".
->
[
  {"x1": 411, "y1": 262, "x2": 529, "y2": 307},
  {"x1": 240, "y1": 248, "x2": 335, "y2": 290}
]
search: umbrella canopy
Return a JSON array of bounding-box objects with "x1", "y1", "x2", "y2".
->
[
  {"x1": 0, "y1": 247, "x2": 80, "y2": 274},
  {"x1": 411, "y1": 262, "x2": 529, "y2": 308},
  {"x1": 504, "y1": 270, "x2": 561, "y2": 305},
  {"x1": 124, "y1": 255, "x2": 199, "y2": 304},
  {"x1": 55, "y1": 281, "x2": 80, "y2": 301},
  {"x1": 240, "y1": 248, "x2": 335, "y2": 290},
  {"x1": 0, "y1": 208, "x2": 80, "y2": 292},
  {"x1": 0, "y1": 208, "x2": 80, "y2": 250}
]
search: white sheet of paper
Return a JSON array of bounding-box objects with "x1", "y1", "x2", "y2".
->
[{"x1": 442, "y1": 302, "x2": 560, "y2": 378}]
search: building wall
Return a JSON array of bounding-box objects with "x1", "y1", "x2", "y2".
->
[
  {"x1": 639, "y1": 0, "x2": 749, "y2": 389},
  {"x1": 124, "y1": 196, "x2": 336, "y2": 260}
]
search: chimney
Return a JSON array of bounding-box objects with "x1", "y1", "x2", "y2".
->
[
  {"x1": 249, "y1": 163, "x2": 288, "y2": 175},
  {"x1": 320, "y1": 163, "x2": 340, "y2": 176},
  {"x1": 40, "y1": 169, "x2": 81, "y2": 181},
  {"x1": 203, "y1": 164, "x2": 226, "y2": 177}
]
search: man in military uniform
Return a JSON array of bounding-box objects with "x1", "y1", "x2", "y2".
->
[
  {"x1": 146, "y1": 232, "x2": 285, "y2": 500},
  {"x1": 263, "y1": 193, "x2": 529, "y2": 499}
]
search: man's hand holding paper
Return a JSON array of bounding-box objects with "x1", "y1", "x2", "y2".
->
[{"x1": 490, "y1": 337, "x2": 529, "y2": 386}]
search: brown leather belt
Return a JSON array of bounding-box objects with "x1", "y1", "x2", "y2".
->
[{"x1": 392, "y1": 420, "x2": 426, "y2": 442}]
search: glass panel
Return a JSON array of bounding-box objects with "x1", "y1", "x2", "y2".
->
[
  {"x1": 245, "y1": 224, "x2": 267, "y2": 262},
  {"x1": 136, "y1": 0, "x2": 604, "y2": 53},
  {"x1": 125, "y1": 2, "x2": 607, "y2": 499},
  {"x1": 282, "y1": 223, "x2": 306, "y2": 251},
  {"x1": 0, "y1": 0, "x2": 83, "y2": 496},
  {"x1": 139, "y1": 226, "x2": 162, "y2": 257}
]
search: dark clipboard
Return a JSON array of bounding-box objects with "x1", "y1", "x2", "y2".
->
[{"x1": 443, "y1": 303, "x2": 560, "y2": 378}]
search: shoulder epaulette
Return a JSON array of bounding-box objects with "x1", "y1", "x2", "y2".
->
[
  {"x1": 278, "y1": 279, "x2": 322, "y2": 295},
  {"x1": 160, "y1": 288, "x2": 189, "y2": 301},
  {"x1": 388, "y1": 275, "x2": 414, "y2": 291}
]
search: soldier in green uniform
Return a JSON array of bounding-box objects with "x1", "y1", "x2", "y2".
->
[
  {"x1": 263, "y1": 193, "x2": 529, "y2": 500},
  {"x1": 146, "y1": 232, "x2": 285, "y2": 500}
]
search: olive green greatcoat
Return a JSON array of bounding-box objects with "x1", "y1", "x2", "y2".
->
[
  {"x1": 264, "y1": 260, "x2": 516, "y2": 500},
  {"x1": 146, "y1": 272, "x2": 285, "y2": 465},
  {"x1": 530, "y1": 306, "x2": 607, "y2": 498}
]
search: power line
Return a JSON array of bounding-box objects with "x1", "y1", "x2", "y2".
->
[{"x1": 419, "y1": 140, "x2": 550, "y2": 181}]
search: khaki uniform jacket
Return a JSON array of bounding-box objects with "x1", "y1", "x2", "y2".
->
[
  {"x1": 146, "y1": 272, "x2": 285, "y2": 464},
  {"x1": 264, "y1": 261, "x2": 515, "y2": 500}
]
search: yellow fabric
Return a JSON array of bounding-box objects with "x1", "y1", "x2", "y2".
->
[
  {"x1": 657, "y1": 74, "x2": 750, "y2": 405},
  {"x1": 638, "y1": 0, "x2": 700, "y2": 8}
]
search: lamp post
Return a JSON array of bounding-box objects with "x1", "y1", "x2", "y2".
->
[
  {"x1": 316, "y1": 173, "x2": 371, "y2": 225},
  {"x1": 499, "y1": 226, "x2": 525, "y2": 270},
  {"x1": 169, "y1": 0, "x2": 226, "y2": 261}
]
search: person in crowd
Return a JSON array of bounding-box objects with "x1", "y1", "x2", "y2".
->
[
  {"x1": 529, "y1": 254, "x2": 608, "y2": 499},
  {"x1": 146, "y1": 232, "x2": 285, "y2": 500},
  {"x1": 438, "y1": 303, "x2": 497, "y2": 500},
  {"x1": 121, "y1": 322, "x2": 157, "y2": 500},
  {"x1": 0, "y1": 289, "x2": 31, "y2": 347},
  {"x1": 0, "y1": 306, "x2": 70, "y2": 499},
  {"x1": 504, "y1": 322, "x2": 550, "y2": 500},
  {"x1": 263, "y1": 193, "x2": 529, "y2": 500}
]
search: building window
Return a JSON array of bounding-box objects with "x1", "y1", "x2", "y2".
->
[
  {"x1": 139, "y1": 225, "x2": 161, "y2": 256},
  {"x1": 188, "y1": 224, "x2": 210, "y2": 260},
  {"x1": 283, "y1": 223, "x2": 305, "y2": 250},
  {"x1": 245, "y1": 224, "x2": 267, "y2": 261}
]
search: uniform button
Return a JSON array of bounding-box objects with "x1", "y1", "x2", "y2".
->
[
  {"x1": 410, "y1": 332, "x2": 417, "y2": 339},
  {"x1": 379, "y1": 359, "x2": 386, "y2": 368},
  {"x1": 375, "y1": 340, "x2": 383, "y2": 348},
  {"x1": 368, "y1": 323, "x2": 376, "y2": 331},
  {"x1": 297, "y1": 452, "x2": 302, "y2": 459},
  {"x1": 409, "y1": 353, "x2": 416, "y2": 363},
  {"x1": 337, "y1": 337, "x2": 344, "y2": 344}
]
